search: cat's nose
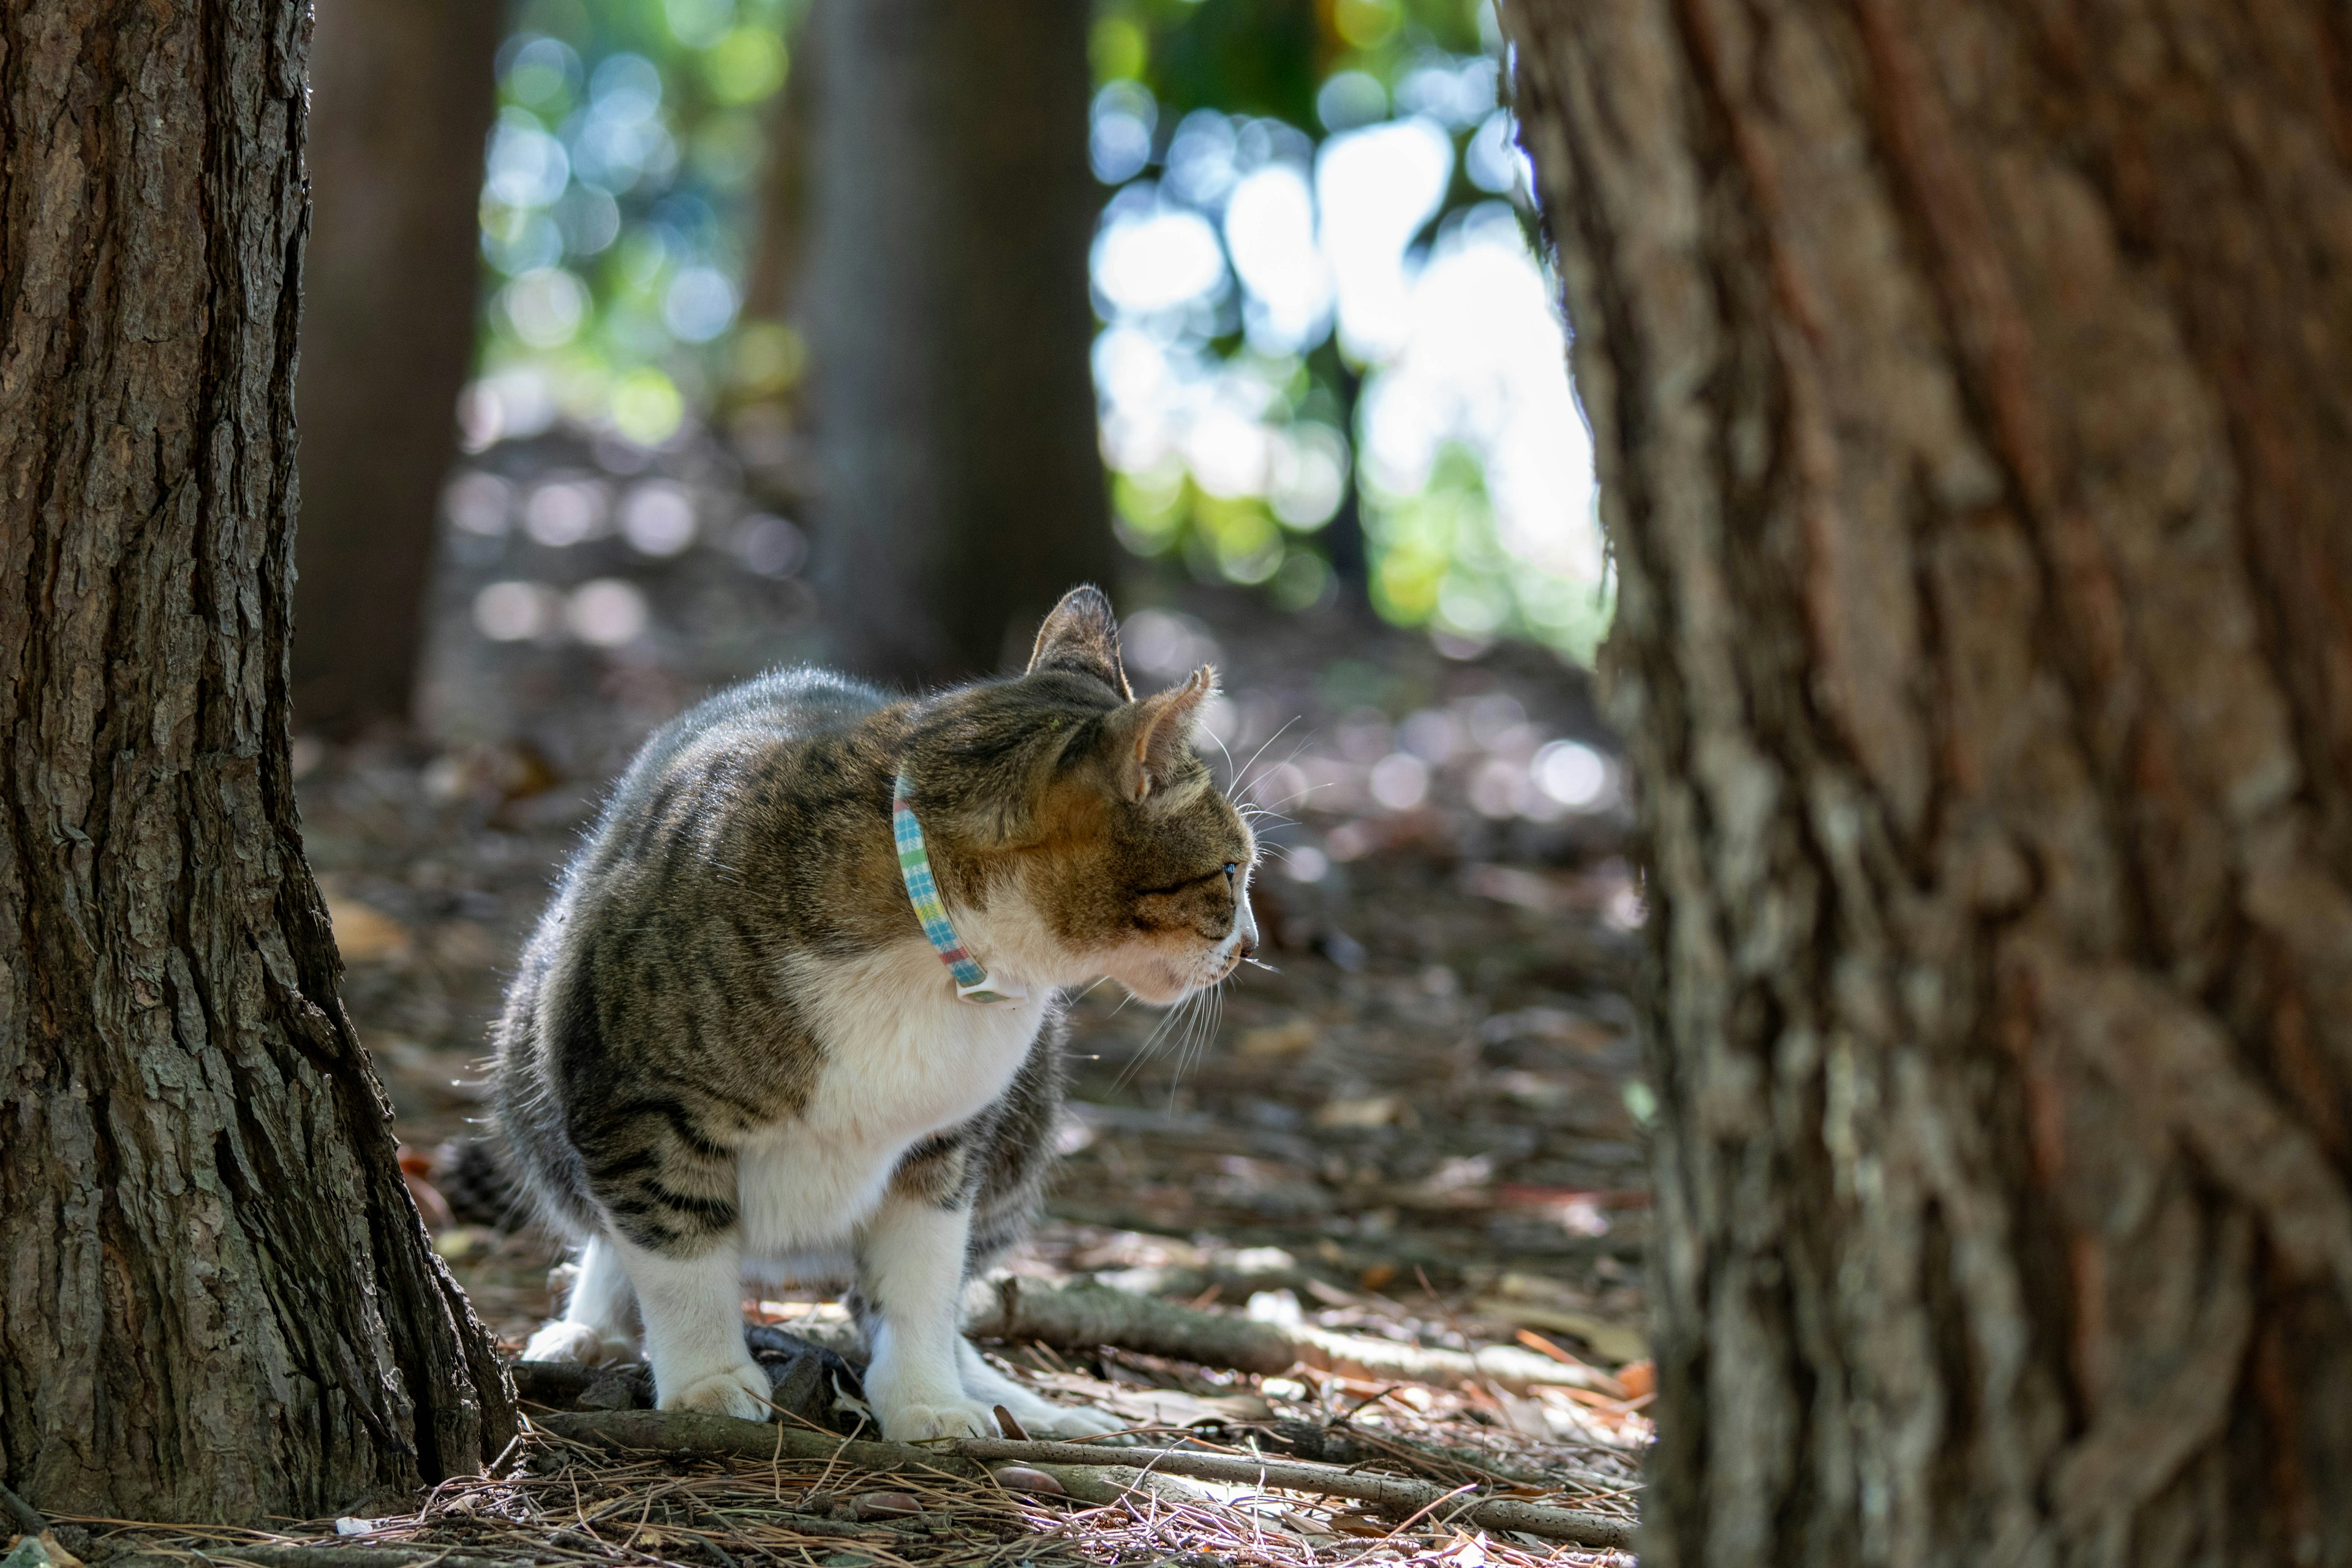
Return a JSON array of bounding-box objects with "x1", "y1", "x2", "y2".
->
[{"x1": 1234, "y1": 892, "x2": 1259, "y2": 960}]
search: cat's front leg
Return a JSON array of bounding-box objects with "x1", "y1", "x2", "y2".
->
[
  {"x1": 856, "y1": 1194, "x2": 1001, "y2": 1441},
  {"x1": 612, "y1": 1232, "x2": 771, "y2": 1420}
]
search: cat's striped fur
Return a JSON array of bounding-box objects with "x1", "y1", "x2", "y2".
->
[{"x1": 494, "y1": 588, "x2": 1257, "y2": 1438}]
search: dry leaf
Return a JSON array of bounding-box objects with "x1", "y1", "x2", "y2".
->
[
  {"x1": 845, "y1": 1491, "x2": 921, "y2": 1520},
  {"x1": 1479, "y1": 1300, "x2": 1648, "y2": 1365},
  {"x1": 323, "y1": 888, "x2": 410, "y2": 962},
  {"x1": 1237, "y1": 1020, "x2": 1318, "y2": 1057},
  {"x1": 989, "y1": 1465, "x2": 1065, "y2": 1496},
  {"x1": 404, "y1": 1170, "x2": 456, "y2": 1231},
  {"x1": 1313, "y1": 1095, "x2": 1405, "y2": 1129}
]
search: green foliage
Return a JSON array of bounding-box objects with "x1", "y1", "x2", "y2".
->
[
  {"x1": 467, "y1": 0, "x2": 1605, "y2": 661},
  {"x1": 1084, "y1": 0, "x2": 1605, "y2": 660},
  {"x1": 474, "y1": 0, "x2": 801, "y2": 445},
  {"x1": 1367, "y1": 446, "x2": 1611, "y2": 663}
]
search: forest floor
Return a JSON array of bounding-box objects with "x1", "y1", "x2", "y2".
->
[{"x1": 232, "y1": 427, "x2": 1652, "y2": 1567}]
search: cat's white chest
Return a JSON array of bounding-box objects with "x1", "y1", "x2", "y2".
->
[{"x1": 735, "y1": 938, "x2": 1046, "y2": 1261}]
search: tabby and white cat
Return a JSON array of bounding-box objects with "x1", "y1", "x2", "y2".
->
[{"x1": 494, "y1": 587, "x2": 1257, "y2": 1439}]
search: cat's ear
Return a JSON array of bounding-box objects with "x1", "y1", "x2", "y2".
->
[
  {"x1": 1027, "y1": 584, "x2": 1132, "y2": 698},
  {"x1": 1107, "y1": 666, "x2": 1217, "y2": 803}
]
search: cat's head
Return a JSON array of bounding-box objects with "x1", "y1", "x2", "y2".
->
[{"x1": 907, "y1": 586, "x2": 1258, "y2": 1005}]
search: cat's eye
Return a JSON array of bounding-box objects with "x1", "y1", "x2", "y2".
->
[{"x1": 1223, "y1": 862, "x2": 1238, "y2": 881}]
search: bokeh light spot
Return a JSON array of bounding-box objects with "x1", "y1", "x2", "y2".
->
[
  {"x1": 473, "y1": 580, "x2": 561, "y2": 642},
  {"x1": 566, "y1": 578, "x2": 650, "y2": 646},
  {"x1": 1090, "y1": 82, "x2": 1157, "y2": 184},
  {"x1": 611, "y1": 368, "x2": 685, "y2": 445},
  {"x1": 1090, "y1": 16, "x2": 1147, "y2": 81},
  {"x1": 1368, "y1": 752, "x2": 1431, "y2": 812},
  {"x1": 522, "y1": 478, "x2": 608, "y2": 547},
  {"x1": 733, "y1": 514, "x2": 807, "y2": 576},
  {"x1": 619, "y1": 480, "x2": 696, "y2": 556},
  {"x1": 1534, "y1": 741, "x2": 1610, "y2": 810},
  {"x1": 704, "y1": 26, "x2": 786, "y2": 105},
  {"x1": 1315, "y1": 71, "x2": 1388, "y2": 132},
  {"x1": 663, "y1": 266, "x2": 739, "y2": 342},
  {"x1": 1333, "y1": 0, "x2": 1401, "y2": 48}
]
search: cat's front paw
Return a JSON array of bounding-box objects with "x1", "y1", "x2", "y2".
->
[
  {"x1": 1022, "y1": 1402, "x2": 1128, "y2": 1439},
  {"x1": 658, "y1": 1362, "x2": 772, "y2": 1422},
  {"x1": 523, "y1": 1320, "x2": 635, "y2": 1365},
  {"x1": 878, "y1": 1396, "x2": 1001, "y2": 1442}
]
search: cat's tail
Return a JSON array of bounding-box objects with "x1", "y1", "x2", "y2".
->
[{"x1": 432, "y1": 1134, "x2": 532, "y2": 1231}]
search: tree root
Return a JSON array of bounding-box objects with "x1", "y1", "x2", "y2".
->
[
  {"x1": 108, "y1": 1550, "x2": 520, "y2": 1568},
  {"x1": 1, "y1": 1480, "x2": 49, "y2": 1538},
  {"x1": 532, "y1": 1408, "x2": 1634, "y2": 1548},
  {"x1": 967, "y1": 1276, "x2": 1623, "y2": 1393},
  {"x1": 767, "y1": 1277, "x2": 1621, "y2": 1393}
]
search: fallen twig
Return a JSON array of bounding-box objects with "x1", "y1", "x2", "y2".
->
[{"x1": 534, "y1": 1406, "x2": 1631, "y2": 1548}]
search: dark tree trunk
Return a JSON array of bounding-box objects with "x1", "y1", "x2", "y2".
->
[
  {"x1": 1506, "y1": 0, "x2": 2352, "y2": 1560},
  {"x1": 802, "y1": 0, "x2": 1114, "y2": 685},
  {"x1": 1306, "y1": 340, "x2": 1369, "y2": 605},
  {"x1": 0, "y1": 0, "x2": 514, "y2": 1523},
  {"x1": 292, "y1": 0, "x2": 498, "y2": 736},
  {"x1": 741, "y1": 18, "x2": 812, "y2": 331}
]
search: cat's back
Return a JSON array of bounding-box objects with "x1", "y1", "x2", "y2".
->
[
  {"x1": 612, "y1": 666, "x2": 891, "y2": 808},
  {"x1": 578, "y1": 666, "x2": 896, "y2": 869}
]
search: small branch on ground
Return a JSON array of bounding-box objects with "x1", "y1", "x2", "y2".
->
[{"x1": 534, "y1": 1407, "x2": 1634, "y2": 1548}]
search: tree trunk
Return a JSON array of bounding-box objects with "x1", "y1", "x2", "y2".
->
[
  {"x1": 1504, "y1": 0, "x2": 2352, "y2": 1561},
  {"x1": 741, "y1": 16, "x2": 812, "y2": 331},
  {"x1": 802, "y1": 0, "x2": 1113, "y2": 685},
  {"x1": 0, "y1": 0, "x2": 515, "y2": 1523},
  {"x1": 292, "y1": 0, "x2": 498, "y2": 736}
]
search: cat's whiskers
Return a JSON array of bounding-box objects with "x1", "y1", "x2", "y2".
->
[
  {"x1": 1108, "y1": 989, "x2": 1196, "y2": 1095},
  {"x1": 1232, "y1": 717, "x2": 1302, "y2": 802},
  {"x1": 1249, "y1": 778, "x2": 1330, "y2": 816},
  {"x1": 1175, "y1": 981, "x2": 1224, "y2": 1090}
]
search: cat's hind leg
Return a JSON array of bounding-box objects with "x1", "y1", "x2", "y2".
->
[
  {"x1": 522, "y1": 1231, "x2": 640, "y2": 1364},
  {"x1": 954, "y1": 1339, "x2": 1125, "y2": 1438}
]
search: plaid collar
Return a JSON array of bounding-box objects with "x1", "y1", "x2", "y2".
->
[{"x1": 892, "y1": 772, "x2": 1027, "y2": 1006}]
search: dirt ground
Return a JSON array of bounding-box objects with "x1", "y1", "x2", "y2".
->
[{"x1": 277, "y1": 426, "x2": 1652, "y2": 1565}]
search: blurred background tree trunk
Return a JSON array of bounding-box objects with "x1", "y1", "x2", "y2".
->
[
  {"x1": 0, "y1": 0, "x2": 513, "y2": 1520},
  {"x1": 742, "y1": 20, "x2": 813, "y2": 334},
  {"x1": 801, "y1": 0, "x2": 1112, "y2": 685},
  {"x1": 293, "y1": 0, "x2": 499, "y2": 736},
  {"x1": 1507, "y1": 0, "x2": 2352, "y2": 1559}
]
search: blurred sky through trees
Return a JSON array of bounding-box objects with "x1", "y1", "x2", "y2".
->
[{"x1": 459, "y1": 0, "x2": 1605, "y2": 662}]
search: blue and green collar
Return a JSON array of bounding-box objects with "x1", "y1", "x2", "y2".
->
[{"x1": 892, "y1": 772, "x2": 1027, "y2": 1006}]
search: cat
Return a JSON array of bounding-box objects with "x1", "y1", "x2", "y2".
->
[{"x1": 494, "y1": 586, "x2": 1258, "y2": 1439}]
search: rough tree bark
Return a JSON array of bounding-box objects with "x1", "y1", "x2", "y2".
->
[
  {"x1": 1504, "y1": 0, "x2": 2352, "y2": 1560},
  {"x1": 292, "y1": 0, "x2": 499, "y2": 736},
  {"x1": 0, "y1": 0, "x2": 514, "y2": 1522},
  {"x1": 802, "y1": 0, "x2": 1114, "y2": 685}
]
